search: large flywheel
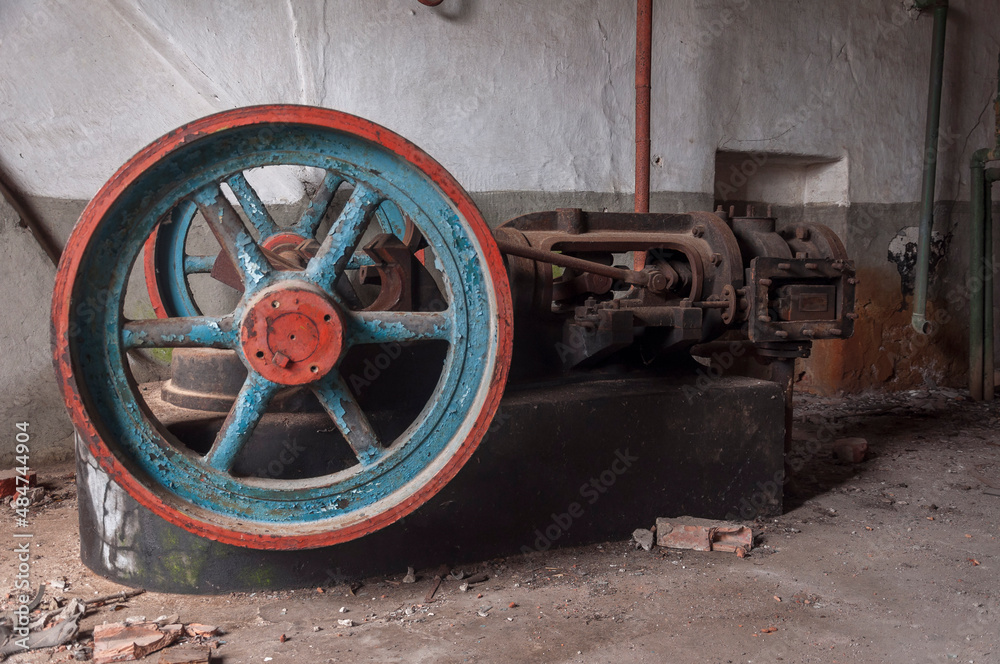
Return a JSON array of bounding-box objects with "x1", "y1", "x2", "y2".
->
[{"x1": 52, "y1": 106, "x2": 512, "y2": 549}]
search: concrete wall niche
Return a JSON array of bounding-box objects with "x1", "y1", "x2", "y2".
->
[{"x1": 713, "y1": 151, "x2": 849, "y2": 209}]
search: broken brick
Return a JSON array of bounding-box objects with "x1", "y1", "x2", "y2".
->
[
  {"x1": 0, "y1": 469, "x2": 36, "y2": 499},
  {"x1": 832, "y1": 437, "x2": 868, "y2": 463}
]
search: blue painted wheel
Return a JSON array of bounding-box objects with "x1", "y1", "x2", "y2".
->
[{"x1": 53, "y1": 106, "x2": 512, "y2": 549}]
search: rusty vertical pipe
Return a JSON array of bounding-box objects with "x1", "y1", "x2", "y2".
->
[
  {"x1": 633, "y1": 0, "x2": 652, "y2": 271},
  {"x1": 635, "y1": 0, "x2": 652, "y2": 216},
  {"x1": 768, "y1": 357, "x2": 796, "y2": 463}
]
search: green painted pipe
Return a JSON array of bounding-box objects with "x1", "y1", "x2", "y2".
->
[
  {"x1": 970, "y1": 152, "x2": 999, "y2": 400},
  {"x1": 911, "y1": 1, "x2": 949, "y2": 334},
  {"x1": 966, "y1": 49, "x2": 1000, "y2": 401}
]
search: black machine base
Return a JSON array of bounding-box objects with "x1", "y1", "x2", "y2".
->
[{"x1": 76, "y1": 373, "x2": 784, "y2": 594}]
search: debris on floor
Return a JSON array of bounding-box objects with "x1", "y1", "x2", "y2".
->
[
  {"x1": 0, "y1": 582, "x2": 218, "y2": 663},
  {"x1": 424, "y1": 566, "x2": 449, "y2": 602},
  {"x1": 93, "y1": 620, "x2": 218, "y2": 663},
  {"x1": 0, "y1": 596, "x2": 84, "y2": 661},
  {"x1": 93, "y1": 621, "x2": 182, "y2": 663},
  {"x1": 833, "y1": 436, "x2": 869, "y2": 463},
  {"x1": 0, "y1": 469, "x2": 36, "y2": 499},
  {"x1": 631, "y1": 527, "x2": 654, "y2": 551},
  {"x1": 655, "y1": 517, "x2": 753, "y2": 554},
  {"x1": 7, "y1": 486, "x2": 45, "y2": 509},
  {"x1": 458, "y1": 572, "x2": 489, "y2": 592},
  {"x1": 157, "y1": 645, "x2": 210, "y2": 664},
  {"x1": 181, "y1": 624, "x2": 217, "y2": 639},
  {"x1": 3, "y1": 388, "x2": 999, "y2": 662},
  {"x1": 463, "y1": 572, "x2": 489, "y2": 585}
]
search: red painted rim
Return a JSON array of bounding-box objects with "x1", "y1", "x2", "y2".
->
[
  {"x1": 52, "y1": 105, "x2": 513, "y2": 549},
  {"x1": 142, "y1": 226, "x2": 170, "y2": 319}
]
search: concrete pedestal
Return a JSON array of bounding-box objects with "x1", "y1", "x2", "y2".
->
[{"x1": 76, "y1": 373, "x2": 784, "y2": 593}]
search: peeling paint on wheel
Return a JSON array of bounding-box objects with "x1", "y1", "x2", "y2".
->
[{"x1": 52, "y1": 105, "x2": 513, "y2": 550}]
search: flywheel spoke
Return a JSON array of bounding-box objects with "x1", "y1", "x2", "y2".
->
[
  {"x1": 312, "y1": 370, "x2": 383, "y2": 465},
  {"x1": 122, "y1": 316, "x2": 236, "y2": 349},
  {"x1": 295, "y1": 170, "x2": 344, "y2": 237},
  {"x1": 306, "y1": 183, "x2": 383, "y2": 289},
  {"x1": 183, "y1": 255, "x2": 217, "y2": 274},
  {"x1": 346, "y1": 310, "x2": 452, "y2": 345},
  {"x1": 204, "y1": 372, "x2": 280, "y2": 472},
  {"x1": 191, "y1": 183, "x2": 273, "y2": 290},
  {"x1": 345, "y1": 254, "x2": 376, "y2": 269},
  {"x1": 225, "y1": 172, "x2": 279, "y2": 238}
]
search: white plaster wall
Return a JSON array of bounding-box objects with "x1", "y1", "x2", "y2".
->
[{"x1": 2, "y1": 0, "x2": 998, "y2": 205}]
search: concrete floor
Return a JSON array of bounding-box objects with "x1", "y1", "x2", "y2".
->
[{"x1": 2, "y1": 388, "x2": 998, "y2": 663}]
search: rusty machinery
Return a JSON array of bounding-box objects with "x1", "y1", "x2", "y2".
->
[
  {"x1": 52, "y1": 106, "x2": 855, "y2": 552},
  {"x1": 497, "y1": 207, "x2": 854, "y2": 373}
]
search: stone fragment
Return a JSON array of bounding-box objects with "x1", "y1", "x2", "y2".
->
[
  {"x1": 833, "y1": 437, "x2": 868, "y2": 463},
  {"x1": 632, "y1": 528, "x2": 654, "y2": 551}
]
